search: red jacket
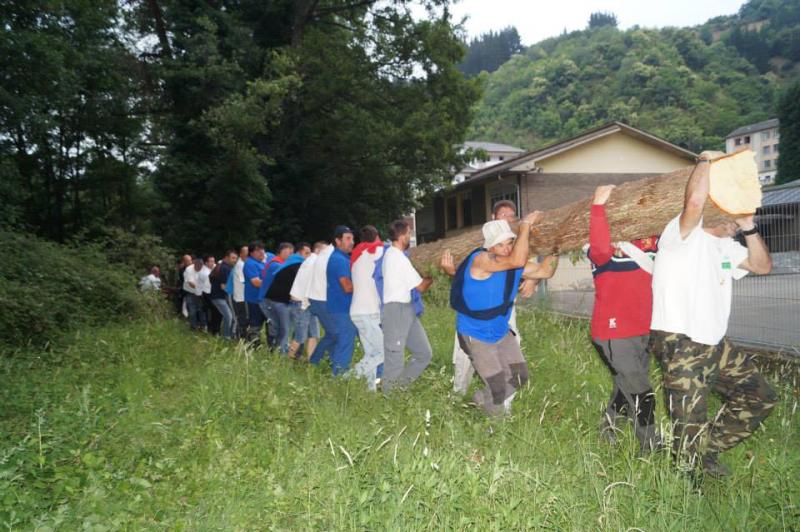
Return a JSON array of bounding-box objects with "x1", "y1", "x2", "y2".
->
[{"x1": 588, "y1": 205, "x2": 654, "y2": 340}]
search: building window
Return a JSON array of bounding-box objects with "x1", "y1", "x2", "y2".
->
[
  {"x1": 735, "y1": 138, "x2": 741, "y2": 146},
  {"x1": 764, "y1": 159, "x2": 771, "y2": 169},
  {"x1": 763, "y1": 145, "x2": 771, "y2": 155},
  {"x1": 774, "y1": 143, "x2": 779, "y2": 154},
  {"x1": 488, "y1": 182, "x2": 520, "y2": 215},
  {"x1": 499, "y1": 156, "x2": 504, "y2": 161},
  {"x1": 446, "y1": 196, "x2": 457, "y2": 230},
  {"x1": 774, "y1": 130, "x2": 780, "y2": 139},
  {"x1": 761, "y1": 131, "x2": 770, "y2": 141},
  {"x1": 744, "y1": 135, "x2": 751, "y2": 143}
]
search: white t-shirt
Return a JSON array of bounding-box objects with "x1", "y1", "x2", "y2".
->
[
  {"x1": 382, "y1": 246, "x2": 422, "y2": 304},
  {"x1": 232, "y1": 258, "x2": 245, "y2": 303},
  {"x1": 651, "y1": 215, "x2": 749, "y2": 346},
  {"x1": 198, "y1": 266, "x2": 212, "y2": 294},
  {"x1": 290, "y1": 253, "x2": 318, "y2": 308},
  {"x1": 139, "y1": 274, "x2": 161, "y2": 291},
  {"x1": 350, "y1": 246, "x2": 384, "y2": 316},
  {"x1": 308, "y1": 245, "x2": 334, "y2": 301},
  {"x1": 183, "y1": 267, "x2": 202, "y2": 296}
]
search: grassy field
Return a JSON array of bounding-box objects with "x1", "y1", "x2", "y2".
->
[{"x1": 1, "y1": 306, "x2": 798, "y2": 530}]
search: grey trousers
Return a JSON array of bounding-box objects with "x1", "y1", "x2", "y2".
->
[
  {"x1": 458, "y1": 331, "x2": 529, "y2": 414},
  {"x1": 453, "y1": 307, "x2": 519, "y2": 394},
  {"x1": 592, "y1": 335, "x2": 659, "y2": 448},
  {"x1": 381, "y1": 302, "x2": 432, "y2": 393}
]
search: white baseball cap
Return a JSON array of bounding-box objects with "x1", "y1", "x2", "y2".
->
[{"x1": 482, "y1": 220, "x2": 516, "y2": 249}]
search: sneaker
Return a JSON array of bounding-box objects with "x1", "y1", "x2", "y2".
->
[{"x1": 701, "y1": 453, "x2": 732, "y2": 479}]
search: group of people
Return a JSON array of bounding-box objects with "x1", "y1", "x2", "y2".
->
[
  {"x1": 167, "y1": 220, "x2": 437, "y2": 393},
  {"x1": 145, "y1": 150, "x2": 778, "y2": 479}
]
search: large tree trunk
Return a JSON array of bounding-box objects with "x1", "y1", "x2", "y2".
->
[{"x1": 410, "y1": 166, "x2": 733, "y2": 269}]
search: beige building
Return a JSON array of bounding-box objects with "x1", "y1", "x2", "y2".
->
[
  {"x1": 415, "y1": 121, "x2": 697, "y2": 290},
  {"x1": 725, "y1": 118, "x2": 780, "y2": 185}
]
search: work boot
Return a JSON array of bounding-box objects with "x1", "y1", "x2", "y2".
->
[
  {"x1": 599, "y1": 411, "x2": 627, "y2": 446},
  {"x1": 701, "y1": 453, "x2": 732, "y2": 479},
  {"x1": 635, "y1": 424, "x2": 665, "y2": 455}
]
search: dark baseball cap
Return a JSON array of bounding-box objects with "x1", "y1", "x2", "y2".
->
[{"x1": 333, "y1": 225, "x2": 353, "y2": 239}]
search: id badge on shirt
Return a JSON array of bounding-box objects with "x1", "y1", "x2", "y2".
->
[{"x1": 719, "y1": 255, "x2": 732, "y2": 285}]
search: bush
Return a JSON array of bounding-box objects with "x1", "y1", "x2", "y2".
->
[
  {"x1": 0, "y1": 230, "x2": 154, "y2": 349},
  {"x1": 71, "y1": 227, "x2": 176, "y2": 278}
]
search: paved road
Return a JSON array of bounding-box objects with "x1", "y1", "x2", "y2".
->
[{"x1": 534, "y1": 273, "x2": 800, "y2": 352}]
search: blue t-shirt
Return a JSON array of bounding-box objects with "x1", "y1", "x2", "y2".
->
[
  {"x1": 243, "y1": 257, "x2": 266, "y2": 303},
  {"x1": 456, "y1": 252, "x2": 522, "y2": 343},
  {"x1": 326, "y1": 248, "x2": 352, "y2": 314}
]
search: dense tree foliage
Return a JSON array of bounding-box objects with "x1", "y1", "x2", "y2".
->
[
  {"x1": 776, "y1": 81, "x2": 800, "y2": 184},
  {"x1": 468, "y1": 0, "x2": 799, "y2": 151},
  {"x1": 724, "y1": 0, "x2": 800, "y2": 74},
  {"x1": 588, "y1": 12, "x2": 618, "y2": 30},
  {"x1": 0, "y1": 1, "x2": 157, "y2": 241},
  {"x1": 1, "y1": 0, "x2": 481, "y2": 253},
  {"x1": 458, "y1": 27, "x2": 523, "y2": 78}
]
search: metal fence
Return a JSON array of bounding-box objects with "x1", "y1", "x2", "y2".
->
[{"x1": 538, "y1": 184, "x2": 800, "y2": 355}]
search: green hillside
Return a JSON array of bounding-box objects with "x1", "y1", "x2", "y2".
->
[{"x1": 467, "y1": 0, "x2": 800, "y2": 152}]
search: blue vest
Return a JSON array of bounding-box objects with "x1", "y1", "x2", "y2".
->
[{"x1": 454, "y1": 250, "x2": 522, "y2": 344}]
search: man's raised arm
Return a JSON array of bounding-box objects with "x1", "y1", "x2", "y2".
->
[
  {"x1": 679, "y1": 151, "x2": 716, "y2": 239},
  {"x1": 474, "y1": 211, "x2": 542, "y2": 273}
]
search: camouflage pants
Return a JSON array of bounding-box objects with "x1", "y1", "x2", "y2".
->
[{"x1": 649, "y1": 330, "x2": 778, "y2": 466}]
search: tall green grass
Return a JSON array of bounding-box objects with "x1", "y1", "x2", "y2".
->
[{"x1": 1, "y1": 307, "x2": 797, "y2": 530}]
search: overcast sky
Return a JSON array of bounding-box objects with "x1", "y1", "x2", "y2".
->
[{"x1": 441, "y1": 0, "x2": 748, "y2": 44}]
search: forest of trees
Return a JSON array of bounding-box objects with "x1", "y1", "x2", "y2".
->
[
  {"x1": 468, "y1": 0, "x2": 800, "y2": 155},
  {"x1": 0, "y1": 1, "x2": 481, "y2": 253},
  {"x1": 457, "y1": 27, "x2": 524, "y2": 78}
]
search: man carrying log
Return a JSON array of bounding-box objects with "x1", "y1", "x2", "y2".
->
[
  {"x1": 441, "y1": 200, "x2": 557, "y2": 395},
  {"x1": 589, "y1": 184, "x2": 662, "y2": 453},
  {"x1": 649, "y1": 151, "x2": 778, "y2": 478},
  {"x1": 450, "y1": 212, "x2": 550, "y2": 416}
]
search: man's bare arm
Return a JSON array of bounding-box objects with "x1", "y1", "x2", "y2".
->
[
  {"x1": 339, "y1": 276, "x2": 353, "y2": 293},
  {"x1": 735, "y1": 215, "x2": 772, "y2": 274},
  {"x1": 473, "y1": 211, "x2": 542, "y2": 274},
  {"x1": 522, "y1": 255, "x2": 558, "y2": 280},
  {"x1": 680, "y1": 151, "x2": 716, "y2": 239},
  {"x1": 416, "y1": 276, "x2": 433, "y2": 293},
  {"x1": 518, "y1": 278, "x2": 538, "y2": 298}
]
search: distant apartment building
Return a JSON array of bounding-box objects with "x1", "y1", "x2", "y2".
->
[{"x1": 725, "y1": 118, "x2": 780, "y2": 185}]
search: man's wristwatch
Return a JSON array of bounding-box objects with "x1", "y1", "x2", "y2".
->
[{"x1": 740, "y1": 225, "x2": 759, "y2": 236}]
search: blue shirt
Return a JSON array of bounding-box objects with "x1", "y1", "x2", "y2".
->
[
  {"x1": 243, "y1": 257, "x2": 266, "y2": 303},
  {"x1": 456, "y1": 252, "x2": 522, "y2": 343},
  {"x1": 326, "y1": 248, "x2": 352, "y2": 314}
]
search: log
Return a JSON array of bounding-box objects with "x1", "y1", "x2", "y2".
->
[{"x1": 410, "y1": 156, "x2": 757, "y2": 270}]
